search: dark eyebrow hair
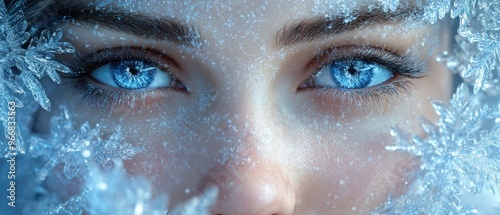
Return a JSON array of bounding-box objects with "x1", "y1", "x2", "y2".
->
[
  {"x1": 275, "y1": 7, "x2": 423, "y2": 47},
  {"x1": 57, "y1": 3, "x2": 202, "y2": 48}
]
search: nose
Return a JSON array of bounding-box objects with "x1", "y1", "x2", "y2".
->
[{"x1": 206, "y1": 159, "x2": 296, "y2": 215}]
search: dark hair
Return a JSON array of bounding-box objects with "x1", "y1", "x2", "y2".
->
[{"x1": 5, "y1": 0, "x2": 58, "y2": 30}]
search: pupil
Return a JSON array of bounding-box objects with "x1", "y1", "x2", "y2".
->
[
  {"x1": 129, "y1": 67, "x2": 140, "y2": 75},
  {"x1": 348, "y1": 66, "x2": 357, "y2": 75}
]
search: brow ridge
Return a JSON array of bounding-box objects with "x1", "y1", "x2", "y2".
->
[
  {"x1": 58, "y1": 4, "x2": 201, "y2": 47},
  {"x1": 276, "y1": 7, "x2": 422, "y2": 47}
]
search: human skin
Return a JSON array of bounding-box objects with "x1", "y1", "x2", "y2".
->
[{"x1": 33, "y1": 0, "x2": 452, "y2": 214}]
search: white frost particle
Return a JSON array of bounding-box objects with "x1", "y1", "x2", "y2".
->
[
  {"x1": 1, "y1": 0, "x2": 500, "y2": 214},
  {"x1": 339, "y1": 180, "x2": 345, "y2": 185},
  {"x1": 83, "y1": 150, "x2": 91, "y2": 158},
  {"x1": 98, "y1": 182, "x2": 108, "y2": 191}
]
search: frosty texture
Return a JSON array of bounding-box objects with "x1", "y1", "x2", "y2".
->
[
  {"x1": 448, "y1": 0, "x2": 500, "y2": 94},
  {"x1": 29, "y1": 105, "x2": 141, "y2": 181},
  {"x1": 0, "y1": 0, "x2": 74, "y2": 155},
  {"x1": 372, "y1": 0, "x2": 500, "y2": 213},
  {"x1": 374, "y1": 84, "x2": 500, "y2": 214},
  {"x1": 48, "y1": 162, "x2": 218, "y2": 215},
  {"x1": 0, "y1": 0, "x2": 499, "y2": 214}
]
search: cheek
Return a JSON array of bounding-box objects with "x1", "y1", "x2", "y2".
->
[
  {"x1": 287, "y1": 80, "x2": 445, "y2": 212},
  {"x1": 294, "y1": 122, "x2": 418, "y2": 212}
]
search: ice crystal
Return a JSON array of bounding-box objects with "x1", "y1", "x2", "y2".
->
[
  {"x1": 0, "y1": 0, "x2": 74, "y2": 110},
  {"x1": 0, "y1": 0, "x2": 498, "y2": 214},
  {"x1": 169, "y1": 186, "x2": 219, "y2": 215},
  {"x1": 377, "y1": 0, "x2": 400, "y2": 12},
  {"x1": 372, "y1": 84, "x2": 500, "y2": 214},
  {"x1": 446, "y1": 0, "x2": 500, "y2": 94},
  {"x1": 421, "y1": 0, "x2": 451, "y2": 25},
  {"x1": 47, "y1": 189, "x2": 89, "y2": 215},
  {"x1": 47, "y1": 162, "x2": 162, "y2": 215},
  {"x1": 0, "y1": 0, "x2": 74, "y2": 155},
  {"x1": 49, "y1": 162, "x2": 218, "y2": 215},
  {"x1": 29, "y1": 105, "x2": 141, "y2": 181}
]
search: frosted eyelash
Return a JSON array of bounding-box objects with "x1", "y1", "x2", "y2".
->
[
  {"x1": 61, "y1": 47, "x2": 186, "y2": 112},
  {"x1": 313, "y1": 79, "x2": 414, "y2": 112},
  {"x1": 63, "y1": 47, "x2": 175, "y2": 79},
  {"x1": 299, "y1": 45, "x2": 427, "y2": 111},
  {"x1": 315, "y1": 45, "x2": 427, "y2": 79},
  {"x1": 65, "y1": 80, "x2": 183, "y2": 113}
]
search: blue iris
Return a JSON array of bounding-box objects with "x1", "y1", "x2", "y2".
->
[
  {"x1": 111, "y1": 61, "x2": 156, "y2": 89},
  {"x1": 330, "y1": 60, "x2": 376, "y2": 89}
]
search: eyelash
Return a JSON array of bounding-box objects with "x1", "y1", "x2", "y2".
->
[
  {"x1": 62, "y1": 45, "x2": 426, "y2": 111},
  {"x1": 62, "y1": 47, "x2": 186, "y2": 110},
  {"x1": 299, "y1": 45, "x2": 426, "y2": 109}
]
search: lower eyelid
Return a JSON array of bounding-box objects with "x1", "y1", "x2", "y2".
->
[
  {"x1": 301, "y1": 78, "x2": 414, "y2": 113},
  {"x1": 69, "y1": 78, "x2": 186, "y2": 112}
]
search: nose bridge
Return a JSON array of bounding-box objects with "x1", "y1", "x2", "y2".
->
[
  {"x1": 198, "y1": 50, "x2": 297, "y2": 214},
  {"x1": 208, "y1": 57, "x2": 278, "y2": 142}
]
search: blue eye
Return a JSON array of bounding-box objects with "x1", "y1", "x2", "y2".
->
[
  {"x1": 91, "y1": 60, "x2": 176, "y2": 90},
  {"x1": 313, "y1": 59, "x2": 393, "y2": 89}
]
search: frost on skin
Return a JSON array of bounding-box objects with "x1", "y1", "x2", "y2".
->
[
  {"x1": 0, "y1": 0, "x2": 499, "y2": 214},
  {"x1": 29, "y1": 105, "x2": 141, "y2": 181},
  {"x1": 0, "y1": 0, "x2": 74, "y2": 155},
  {"x1": 372, "y1": 84, "x2": 500, "y2": 214}
]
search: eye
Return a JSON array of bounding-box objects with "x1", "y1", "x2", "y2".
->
[
  {"x1": 63, "y1": 47, "x2": 188, "y2": 111},
  {"x1": 313, "y1": 59, "x2": 394, "y2": 89},
  {"x1": 299, "y1": 46, "x2": 426, "y2": 92},
  {"x1": 297, "y1": 46, "x2": 427, "y2": 106},
  {"x1": 91, "y1": 60, "x2": 179, "y2": 90}
]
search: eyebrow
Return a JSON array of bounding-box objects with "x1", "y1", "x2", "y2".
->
[
  {"x1": 57, "y1": 4, "x2": 201, "y2": 48},
  {"x1": 276, "y1": 7, "x2": 423, "y2": 47}
]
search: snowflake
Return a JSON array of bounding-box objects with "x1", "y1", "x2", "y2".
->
[
  {"x1": 0, "y1": 0, "x2": 75, "y2": 155},
  {"x1": 371, "y1": 84, "x2": 500, "y2": 214},
  {"x1": 47, "y1": 161, "x2": 218, "y2": 215},
  {"x1": 419, "y1": 0, "x2": 451, "y2": 24},
  {"x1": 29, "y1": 105, "x2": 141, "y2": 181},
  {"x1": 446, "y1": 0, "x2": 500, "y2": 94}
]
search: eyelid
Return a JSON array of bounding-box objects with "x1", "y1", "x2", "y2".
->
[
  {"x1": 61, "y1": 47, "x2": 188, "y2": 112},
  {"x1": 63, "y1": 46, "x2": 180, "y2": 80},
  {"x1": 296, "y1": 45, "x2": 428, "y2": 109},
  {"x1": 310, "y1": 45, "x2": 427, "y2": 80}
]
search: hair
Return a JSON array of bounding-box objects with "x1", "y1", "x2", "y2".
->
[{"x1": 5, "y1": 0, "x2": 58, "y2": 34}]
